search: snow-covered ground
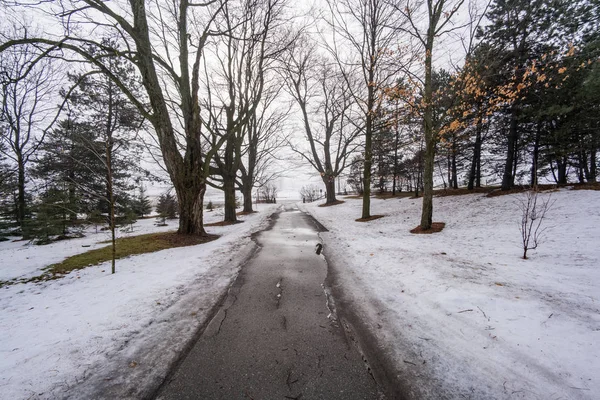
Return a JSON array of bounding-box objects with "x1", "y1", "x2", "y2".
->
[
  {"x1": 0, "y1": 204, "x2": 280, "y2": 399},
  {"x1": 300, "y1": 189, "x2": 600, "y2": 399}
]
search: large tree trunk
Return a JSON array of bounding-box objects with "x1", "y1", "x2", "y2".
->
[
  {"x1": 175, "y1": 181, "x2": 207, "y2": 235},
  {"x1": 241, "y1": 176, "x2": 254, "y2": 213},
  {"x1": 420, "y1": 35, "x2": 435, "y2": 230},
  {"x1": 324, "y1": 177, "x2": 337, "y2": 204},
  {"x1": 223, "y1": 176, "x2": 237, "y2": 222},
  {"x1": 362, "y1": 97, "x2": 374, "y2": 219},
  {"x1": 556, "y1": 157, "x2": 568, "y2": 184},
  {"x1": 502, "y1": 110, "x2": 519, "y2": 190}
]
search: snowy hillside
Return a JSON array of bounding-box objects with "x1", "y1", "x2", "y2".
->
[{"x1": 301, "y1": 189, "x2": 600, "y2": 399}]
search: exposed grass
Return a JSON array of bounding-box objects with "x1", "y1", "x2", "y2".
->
[
  {"x1": 0, "y1": 232, "x2": 219, "y2": 287},
  {"x1": 410, "y1": 222, "x2": 446, "y2": 234}
]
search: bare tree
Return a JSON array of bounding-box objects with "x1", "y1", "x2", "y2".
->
[
  {"x1": 323, "y1": 0, "x2": 408, "y2": 218},
  {"x1": 0, "y1": 37, "x2": 59, "y2": 231},
  {"x1": 1, "y1": 0, "x2": 234, "y2": 236},
  {"x1": 391, "y1": 0, "x2": 480, "y2": 230},
  {"x1": 259, "y1": 182, "x2": 277, "y2": 203},
  {"x1": 280, "y1": 40, "x2": 360, "y2": 205},
  {"x1": 237, "y1": 84, "x2": 290, "y2": 212},
  {"x1": 518, "y1": 190, "x2": 553, "y2": 259},
  {"x1": 299, "y1": 184, "x2": 321, "y2": 202},
  {"x1": 204, "y1": 0, "x2": 292, "y2": 222}
]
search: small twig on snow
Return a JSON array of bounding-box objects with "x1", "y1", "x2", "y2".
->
[
  {"x1": 477, "y1": 306, "x2": 489, "y2": 320},
  {"x1": 457, "y1": 309, "x2": 473, "y2": 313}
]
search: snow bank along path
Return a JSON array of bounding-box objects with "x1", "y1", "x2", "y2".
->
[
  {"x1": 0, "y1": 204, "x2": 279, "y2": 400},
  {"x1": 300, "y1": 189, "x2": 600, "y2": 399}
]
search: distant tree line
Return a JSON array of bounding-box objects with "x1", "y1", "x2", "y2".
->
[{"x1": 1, "y1": 0, "x2": 598, "y2": 238}]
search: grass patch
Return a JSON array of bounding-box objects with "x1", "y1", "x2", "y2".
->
[
  {"x1": 318, "y1": 200, "x2": 345, "y2": 207},
  {"x1": 410, "y1": 222, "x2": 446, "y2": 234},
  {"x1": 355, "y1": 215, "x2": 385, "y2": 222},
  {"x1": 0, "y1": 232, "x2": 221, "y2": 287}
]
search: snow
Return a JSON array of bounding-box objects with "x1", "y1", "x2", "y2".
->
[
  {"x1": 300, "y1": 189, "x2": 600, "y2": 399},
  {"x1": 0, "y1": 204, "x2": 280, "y2": 399},
  {"x1": 2, "y1": 190, "x2": 598, "y2": 399}
]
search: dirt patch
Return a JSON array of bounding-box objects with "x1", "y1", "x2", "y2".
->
[
  {"x1": 205, "y1": 220, "x2": 245, "y2": 227},
  {"x1": 318, "y1": 200, "x2": 346, "y2": 207},
  {"x1": 155, "y1": 232, "x2": 220, "y2": 247},
  {"x1": 355, "y1": 215, "x2": 385, "y2": 222},
  {"x1": 375, "y1": 192, "x2": 414, "y2": 199},
  {"x1": 486, "y1": 184, "x2": 559, "y2": 198},
  {"x1": 236, "y1": 210, "x2": 258, "y2": 216},
  {"x1": 436, "y1": 187, "x2": 497, "y2": 197},
  {"x1": 410, "y1": 222, "x2": 446, "y2": 234},
  {"x1": 570, "y1": 182, "x2": 600, "y2": 191}
]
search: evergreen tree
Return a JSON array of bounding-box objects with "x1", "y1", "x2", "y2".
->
[
  {"x1": 479, "y1": 0, "x2": 588, "y2": 189},
  {"x1": 133, "y1": 184, "x2": 152, "y2": 217},
  {"x1": 346, "y1": 156, "x2": 364, "y2": 195},
  {"x1": 25, "y1": 184, "x2": 86, "y2": 244},
  {"x1": 156, "y1": 192, "x2": 178, "y2": 220}
]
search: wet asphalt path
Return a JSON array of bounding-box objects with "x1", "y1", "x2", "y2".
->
[{"x1": 156, "y1": 204, "x2": 382, "y2": 400}]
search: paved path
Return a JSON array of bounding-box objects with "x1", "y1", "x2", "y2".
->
[{"x1": 156, "y1": 205, "x2": 383, "y2": 400}]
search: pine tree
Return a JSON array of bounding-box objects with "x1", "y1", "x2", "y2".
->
[
  {"x1": 156, "y1": 192, "x2": 178, "y2": 220},
  {"x1": 133, "y1": 184, "x2": 152, "y2": 217}
]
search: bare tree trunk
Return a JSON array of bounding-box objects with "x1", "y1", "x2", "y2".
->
[
  {"x1": 420, "y1": 34, "x2": 435, "y2": 229},
  {"x1": 241, "y1": 176, "x2": 254, "y2": 213},
  {"x1": 579, "y1": 149, "x2": 588, "y2": 183},
  {"x1": 531, "y1": 122, "x2": 541, "y2": 187},
  {"x1": 175, "y1": 181, "x2": 206, "y2": 235},
  {"x1": 16, "y1": 155, "x2": 26, "y2": 225},
  {"x1": 107, "y1": 147, "x2": 116, "y2": 275},
  {"x1": 468, "y1": 117, "x2": 482, "y2": 190},
  {"x1": 556, "y1": 157, "x2": 567, "y2": 184},
  {"x1": 362, "y1": 96, "x2": 373, "y2": 219},
  {"x1": 502, "y1": 110, "x2": 519, "y2": 190},
  {"x1": 324, "y1": 178, "x2": 337, "y2": 203},
  {"x1": 223, "y1": 176, "x2": 237, "y2": 222},
  {"x1": 590, "y1": 149, "x2": 597, "y2": 182},
  {"x1": 451, "y1": 142, "x2": 458, "y2": 189}
]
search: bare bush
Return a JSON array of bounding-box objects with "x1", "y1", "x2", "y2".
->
[
  {"x1": 517, "y1": 190, "x2": 554, "y2": 259},
  {"x1": 300, "y1": 185, "x2": 321, "y2": 203}
]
